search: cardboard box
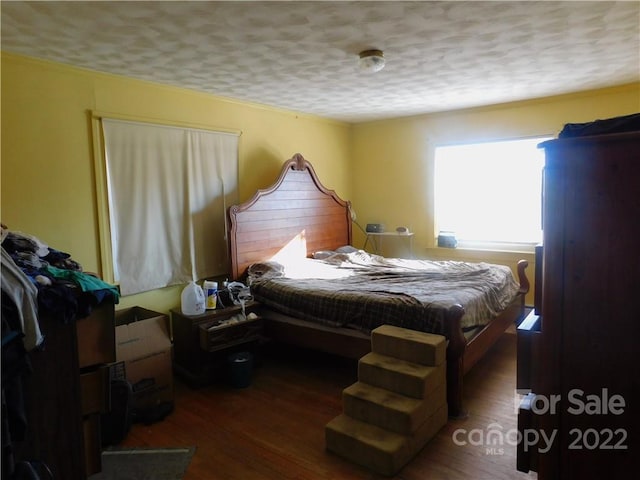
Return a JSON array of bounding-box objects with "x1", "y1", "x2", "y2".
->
[{"x1": 115, "y1": 307, "x2": 173, "y2": 411}]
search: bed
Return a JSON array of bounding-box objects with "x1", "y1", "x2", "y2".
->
[{"x1": 227, "y1": 153, "x2": 529, "y2": 417}]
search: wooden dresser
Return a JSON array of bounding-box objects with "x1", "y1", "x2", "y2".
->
[
  {"x1": 17, "y1": 298, "x2": 116, "y2": 479},
  {"x1": 517, "y1": 131, "x2": 639, "y2": 479}
]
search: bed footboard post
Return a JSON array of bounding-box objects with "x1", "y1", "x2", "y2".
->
[
  {"x1": 445, "y1": 304, "x2": 467, "y2": 419},
  {"x1": 517, "y1": 259, "x2": 530, "y2": 295}
]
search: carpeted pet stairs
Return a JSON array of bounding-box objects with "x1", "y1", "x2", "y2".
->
[{"x1": 325, "y1": 325, "x2": 448, "y2": 476}]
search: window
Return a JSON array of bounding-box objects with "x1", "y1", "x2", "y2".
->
[
  {"x1": 434, "y1": 136, "x2": 550, "y2": 251},
  {"x1": 96, "y1": 117, "x2": 239, "y2": 295}
]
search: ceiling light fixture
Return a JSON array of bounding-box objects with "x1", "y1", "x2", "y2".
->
[{"x1": 358, "y1": 49, "x2": 385, "y2": 73}]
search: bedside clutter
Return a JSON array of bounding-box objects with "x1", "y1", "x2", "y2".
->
[{"x1": 171, "y1": 302, "x2": 263, "y2": 387}]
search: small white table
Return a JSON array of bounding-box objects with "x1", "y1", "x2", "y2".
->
[{"x1": 364, "y1": 232, "x2": 415, "y2": 257}]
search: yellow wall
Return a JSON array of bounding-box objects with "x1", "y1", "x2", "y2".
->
[
  {"x1": 351, "y1": 83, "x2": 640, "y2": 304},
  {"x1": 3, "y1": 52, "x2": 639, "y2": 312},
  {"x1": 1, "y1": 53, "x2": 352, "y2": 313}
]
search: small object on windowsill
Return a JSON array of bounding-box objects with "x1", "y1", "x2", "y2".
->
[{"x1": 437, "y1": 231, "x2": 458, "y2": 248}]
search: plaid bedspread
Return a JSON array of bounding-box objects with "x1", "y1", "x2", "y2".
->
[{"x1": 248, "y1": 251, "x2": 520, "y2": 336}]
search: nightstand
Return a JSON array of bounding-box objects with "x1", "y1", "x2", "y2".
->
[{"x1": 170, "y1": 302, "x2": 261, "y2": 386}]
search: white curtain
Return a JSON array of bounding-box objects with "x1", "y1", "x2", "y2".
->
[{"x1": 102, "y1": 119, "x2": 238, "y2": 295}]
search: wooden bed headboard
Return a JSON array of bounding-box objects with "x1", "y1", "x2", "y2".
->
[{"x1": 228, "y1": 153, "x2": 352, "y2": 280}]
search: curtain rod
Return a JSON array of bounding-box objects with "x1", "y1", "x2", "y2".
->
[{"x1": 90, "y1": 110, "x2": 242, "y2": 136}]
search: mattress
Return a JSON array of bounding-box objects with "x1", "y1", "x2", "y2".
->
[{"x1": 247, "y1": 250, "x2": 520, "y2": 337}]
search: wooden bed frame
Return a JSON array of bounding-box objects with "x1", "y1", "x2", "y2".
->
[{"x1": 228, "y1": 153, "x2": 529, "y2": 418}]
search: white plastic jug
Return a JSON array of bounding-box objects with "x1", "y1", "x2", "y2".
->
[{"x1": 181, "y1": 281, "x2": 205, "y2": 316}]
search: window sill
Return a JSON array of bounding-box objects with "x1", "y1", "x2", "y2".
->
[
  {"x1": 434, "y1": 238, "x2": 538, "y2": 253},
  {"x1": 425, "y1": 246, "x2": 535, "y2": 263}
]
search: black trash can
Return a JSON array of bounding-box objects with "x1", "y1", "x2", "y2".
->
[{"x1": 227, "y1": 351, "x2": 253, "y2": 388}]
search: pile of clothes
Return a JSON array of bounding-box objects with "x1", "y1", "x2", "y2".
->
[
  {"x1": 1, "y1": 227, "x2": 119, "y2": 348},
  {"x1": 1, "y1": 224, "x2": 119, "y2": 479}
]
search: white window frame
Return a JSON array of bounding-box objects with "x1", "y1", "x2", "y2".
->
[
  {"x1": 92, "y1": 112, "x2": 240, "y2": 295},
  {"x1": 433, "y1": 135, "x2": 551, "y2": 253}
]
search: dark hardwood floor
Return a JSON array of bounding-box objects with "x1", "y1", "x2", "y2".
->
[{"x1": 121, "y1": 330, "x2": 537, "y2": 479}]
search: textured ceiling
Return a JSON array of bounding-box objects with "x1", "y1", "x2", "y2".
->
[{"x1": 2, "y1": 1, "x2": 639, "y2": 122}]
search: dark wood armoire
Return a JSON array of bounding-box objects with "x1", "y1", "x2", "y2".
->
[
  {"x1": 9, "y1": 299, "x2": 116, "y2": 479},
  {"x1": 517, "y1": 130, "x2": 639, "y2": 479}
]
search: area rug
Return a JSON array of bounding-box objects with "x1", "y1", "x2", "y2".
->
[{"x1": 88, "y1": 446, "x2": 196, "y2": 480}]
